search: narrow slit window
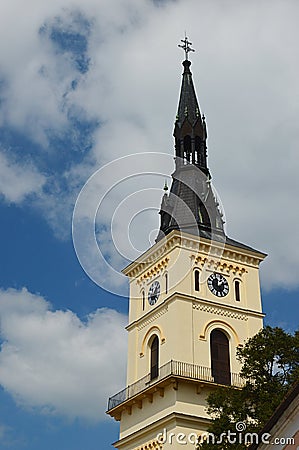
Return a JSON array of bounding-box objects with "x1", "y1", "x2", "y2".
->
[
  {"x1": 150, "y1": 336, "x2": 159, "y2": 380},
  {"x1": 142, "y1": 291, "x2": 145, "y2": 310},
  {"x1": 194, "y1": 270, "x2": 200, "y2": 292},
  {"x1": 165, "y1": 273, "x2": 168, "y2": 294},
  {"x1": 195, "y1": 135, "x2": 201, "y2": 165},
  {"x1": 184, "y1": 135, "x2": 191, "y2": 163},
  {"x1": 235, "y1": 280, "x2": 241, "y2": 302}
]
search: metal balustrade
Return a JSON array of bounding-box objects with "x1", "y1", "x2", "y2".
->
[{"x1": 107, "y1": 360, "x2": 244, "y2": 411}]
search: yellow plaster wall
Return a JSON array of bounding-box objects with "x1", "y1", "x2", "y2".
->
[{"x1": 118, "y1": 231, "x2": 266, "y2": 449}]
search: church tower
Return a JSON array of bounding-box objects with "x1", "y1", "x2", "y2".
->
[{"x1": 107, "y1": 37, "x2": 266, "y2": 449}]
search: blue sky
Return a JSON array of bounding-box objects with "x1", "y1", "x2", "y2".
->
[{"x1": 0, "y1": 1, "x2": 298, "y2": 449}]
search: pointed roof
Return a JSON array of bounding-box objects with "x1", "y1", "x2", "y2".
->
[
  {"x1": 176, "y1": 60, "x2": 201, "y2": 127},
  {"x1": 157, "y1": 41, "x2": 223, "y2": 242},
  {"x1": 173, "y1": 58, "x2": 207, "y2": 171},
  {"x1": 156, "y1": 164, "x2": 225, "y2": 241},
  {"x1": 156, "y1": 39, "x2": 266, "y2": 257}
]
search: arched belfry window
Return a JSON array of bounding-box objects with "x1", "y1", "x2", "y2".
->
[
  {"x1": 150, "y1": 335, "x2": 159, "y2": 380},
  {"x1": 175, "y1": 138, "x2": 181, "y2": 160},
  {"x1": 210, "y1": 329, "x2": 231, "y2": 385},
  {"x1": 183, "y1": 135, "x2": 191, "y2": 163},
  {"x1": 195, "y1": 135, "x2": 201, "y2": 165},
  {"x1": 194, "y1": 269, "x2": 200, "y2": 292},
  {"x1": 234, "y1": 280, "x2": 241, "y2": 302}
]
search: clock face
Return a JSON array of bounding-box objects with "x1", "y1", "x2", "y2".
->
[
  {"x1": 207, "y1": 273, "x2": 229, "y2": 297},
  {"x1": 148, "y1": 280, "x2": 160, "y2": 306}
]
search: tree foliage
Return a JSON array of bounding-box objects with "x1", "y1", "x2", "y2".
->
[{"x1": 197, "y1": 326, "x2": 299, "y2": 449}]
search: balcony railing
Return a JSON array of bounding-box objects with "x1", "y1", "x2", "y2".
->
[{"x1": 107, "y1": 360, "x2": 244, "y2": 411}]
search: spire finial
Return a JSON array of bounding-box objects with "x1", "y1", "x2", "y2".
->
[{"x1": 178, "y1": 33, "x2": 195, "y2": 60}]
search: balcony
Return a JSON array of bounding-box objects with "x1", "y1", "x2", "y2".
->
[{"x1": 107, "y1": 360, "x2": 244, "y2": 412}]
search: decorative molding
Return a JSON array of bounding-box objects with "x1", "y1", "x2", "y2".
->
[
  {"x1": 123, "y1": 230, "x2": 265, "y2": 279},
  {"x1": 190, "y1": 249, "x2": 261, "y2": 269},
  {"x1": 124, "y1": 233, "x2": 181, "y2": 278},
  {"x1": 140, "y1": 325, "x2": 166, "y2": 357},
  {"x1": 192, "y1": 255, "x2": 247, "y2": 276},
  {"x1": 137, "y1": 257, "x2": 170, "y2": 284},
  {"x1": 133, "y1": 440, "x2": 162, "y2": 450},
  {"x1": 138, "y1": 306, "x2": 168, "y2": 330},
  {"x1": 199, "y1": 319, "x2": 241, "y2": 346},
  {"x1": 193, "y1": 302, "x2": 248, "y2": 321}
]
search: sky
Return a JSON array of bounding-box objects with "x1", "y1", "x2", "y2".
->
[{"x1": 0, "y1": 0, "x2": 298, "y2": 448}]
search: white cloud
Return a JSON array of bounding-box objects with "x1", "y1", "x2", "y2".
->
[
  {"x1": 0, "y1": 0, "x2": 299, "y2": 290},
  {"x1": 72, "y1": 152, "x2": 173, "y2": 296},
  {"x1": 70, "y1": 0, "x2": 299, "y2": 291},
  {"x1": 0, "y1": 151, "x2": 46, "y2": 203},
  {"x1": 0, "y1": 287, "x2": 127, "y2": 421}
]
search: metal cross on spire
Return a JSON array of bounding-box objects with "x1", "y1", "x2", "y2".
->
[{"x1": 178, "y1": 34, "x2": 195, "y2": 60}]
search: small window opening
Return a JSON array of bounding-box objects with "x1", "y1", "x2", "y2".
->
[
  {"x1": 142, "y1": 291, "x2": 145, "y2": 310},
  {"x1": 194, "y1": 270, "x2": 200, "y2": 292},
  {"x1": 195, "y1": 136, "x2": 201, "y2": 165},
  {"x1": 165, "y1": 273, "x2": 168, "y2": 294},
  {"x1": 235, "y1": 280, "x2": 241, "y2": 302},
  {"x1": 175, "y1": 138, "x2": 181, "y2": 160},
  {"x1": 184, "y1": 135, "x2": 191, "y2": 163},
  {"x1": 150, "y1": 336, "x2": 159, "y2": 380}
]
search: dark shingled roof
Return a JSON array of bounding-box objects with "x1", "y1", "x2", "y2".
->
[
  {"x1": 156, "y1": 57, "x2": 266, "y2": 257},
  {"x1": 176, "y1": 60, "x2": 201, "y2": 126}
]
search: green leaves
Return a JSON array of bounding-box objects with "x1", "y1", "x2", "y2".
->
[
  {"x1": 238, "y1": 326, "x2": 297, "y2": 384},
  {"x1": 198, "y1": 326, "x2": 299, "y2": 450}
]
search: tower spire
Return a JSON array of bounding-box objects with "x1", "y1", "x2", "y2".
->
[
  {"x1": 156, "y1": 38, "x2": 225, "y2": 241},
  {"x1": 174, "y1": 37, "x2": 208, "y2": 172}
]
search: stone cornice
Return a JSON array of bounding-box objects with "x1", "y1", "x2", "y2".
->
[
  {"x1": 193, "y1": 302, "x2": 248, "y2": 321},
  {"x1": 137, "y1": 257, "x2": 170, "y2": 285},
  {"x1": 122, "y1": 231, "x2": 181, "y2": 278},
  {"x1": 126, "y1": 301, "x2": 169, "y2": 332},
  {"x1": 192, "y1": 255, "x2": 247, "y2": 277},
  {"x1": 137, "y1": 306, "x2": 169, "y2": 331},
  {"x1": 122, "y1": 230, "x2": 266, "y2": 279},
  {"x1": 113, "y1": 411, "x2": 211, "y2": 448},
  {"x1": 127, "y1": 291, "x2": 264, "y2": 331},
  {"x1": 191, "y1": 295, "x2": 265, "y2": 320}
]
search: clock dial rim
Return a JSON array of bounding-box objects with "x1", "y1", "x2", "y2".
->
[
  {"x1": 148, "y1": 280, "x2": 161, "y2": 306},
  {"x1": 207, "y1": 273, "x2": 229, "y2": 297}
]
